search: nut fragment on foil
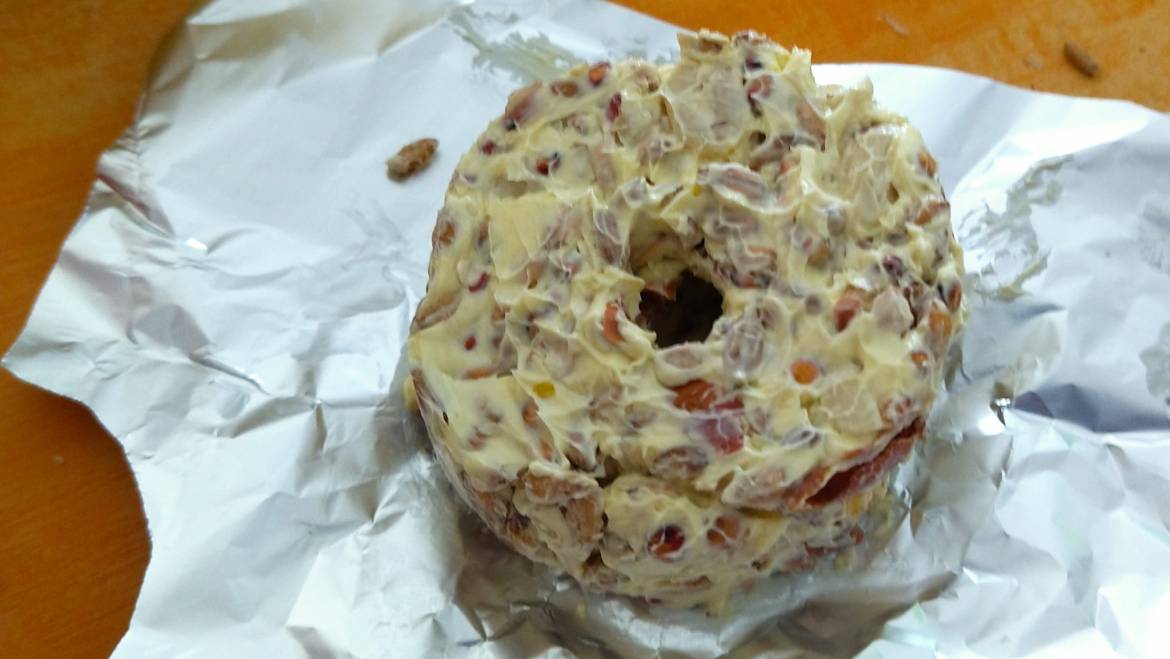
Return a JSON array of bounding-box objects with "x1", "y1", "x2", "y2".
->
[
  {"x1": 387, "y1": 137, "x2": 438, "y2": 180},
  {"x1": 406, "y1": 29, "x2": 965, "y2": 608}
]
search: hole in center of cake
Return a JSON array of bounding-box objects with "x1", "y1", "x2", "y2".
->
[{"x1": 638, "y1": 270, "x2": 723, "y2": 347}]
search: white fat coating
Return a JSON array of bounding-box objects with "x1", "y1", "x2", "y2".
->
[{"x1": 407, "y1": 30, "x2": 965, "y2": 608}]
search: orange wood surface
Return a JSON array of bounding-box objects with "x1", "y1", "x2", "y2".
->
[{"x1": 0, "y1": 1, "x2": 1165, "y2": 656}]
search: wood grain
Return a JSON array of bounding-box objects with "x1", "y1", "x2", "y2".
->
[
  {"x1": 623, "y1": 0, "x2": 1170, "y2": 110},
  {"x1": 0, "y1": 2, "x2": 191, "y2": 657},
  {"x1": 0, "y1": 1, "x2": 1164, "y2": 656}
]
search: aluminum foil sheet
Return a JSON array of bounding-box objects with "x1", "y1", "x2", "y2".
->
[{"x1": 6, "y1": 0, "x2": 1170, "y2": 656}]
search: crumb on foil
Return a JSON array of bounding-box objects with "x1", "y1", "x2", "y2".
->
[{"x1": 387, "y1": 137, "x2": 438, "y2": 180}]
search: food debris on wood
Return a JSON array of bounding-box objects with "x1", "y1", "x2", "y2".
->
[
  {"x1": 387, "y1": 137, "x2": 438, "y2": 180},
  {"x1": 879, "y1": 13, "x2": 910, "y2": 38},
  {"x1": 1023, "y1": 54, "x2": 1044, "y2": 70},
  {"x1": 1063, "y1": 42, "x2": 1099, "y2": 78}
]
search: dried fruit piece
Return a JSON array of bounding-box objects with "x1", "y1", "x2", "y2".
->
[
  {"x1": 659, "y1": 344, "x2": 701, "y2": 370},
  {"x1": 918, "y1": 150, "x2": 938, "y2": 177},
  {"x1": 803, "y1": 543, "x2": 835, "y2": 559},
  {"x1": 713, "y1": 398, "x2": 744, "y2": 413},
  {"x1": 651, "y1": 445, "x2": 709, "y2": 480},
  {"x1": 833, "y1": 289, "x2": 863, "y2": 331},
  {"x1": 582, "y1": 550, "x2": 625, "y2": 587},
  {"x1": 522, "y1": 399, "x2": 540, "y2": 426},
  {"x1": 880, "y1": 396, "x2": 918, "y2": 427},
  {"x1": 795, "y1": 100, "x2": 826, "y2": 148},
  {"x1": 806, "y1": 417, "x2": 922, "y2": 506},
  {"x1": 745, "y1": 75, "x2": 772, "y2": 115},
  {"x1": 465, "y1": 365, "x2": 497, "y2": 379},
  {"x1": 910, "y1": 350, "x2": 929, "y2": 367},
  {"x1": 882, "y1": 254, "x2": 907, "y2": 281},
  {"x1": 504, "y1": 513, "x2": 540, "y2": 550},
  {"x1": 535, "y1": 152, "x2": 560, "y2": 176},
  {"x1": 724, "y1": 313, "x2": 765, "y2": 378},
  {"x1": 928, "y1": 304, "x2": 954, "y2": 347},
  {"x1": 464, "y1": 335, "x2": 477, "y2": 350},
  {"x1": 537, "y1": 437, "x2": 556, "y2": 461},
  {"x1": 671, "y1": 379, "x2": 718, "y2": 411},
  {"x1": 706, "y1": 514, "x2": 740, "y2": 546},
  {"x1": 468, "y1": 272, "x2": 490, "y2": 292},
  {"x1": 800, "y1": 234, "x2": 831, "y2": 267},
  {"x1": 628, "y1": 61, "x2": 661, "y2": 92},
  {"x1": 791, "y1": 358, "x2": 819, "y2": 384},
  {"x1": 696, "y1": 35, "x2": 724, "y2": 53},
  {"x1": 606, "y1": 93, "x2": 622, "y2": 121},
  {"x1": 387, "y1": 137, "x2": 438, "y2": 180},
  {"x1": 747, "y1": 134, "x2": 795, "y2": 170},
  {"x1": 587, "y1": 61, "x2": 610, "y2": 86},
  {"x1": 943, "y1": 281, "x2": 962, "y2": 312},
  {"x1": 648, "y1": 525, "x2": 686, "y2": 559},
  {"x1": 696, "y1": 416, "x2": 744, "y2": 454},
  {"x1": 849, "y1": 526, "x2": 865, "y2": 544},
  {"x1": 433, "y1": 217, "x2": 456, "y2": 247},
  {"x1": 779, "y1": 465, "x2": 832, "y2": 510},
  {"x1": 504, "y1": 81, "x2": 541, "y2": 129},
  {"x1": 705, "y1": 163, "x2": 770, "y2": 202},
  {"x1": 826, "y1": 206, "x2": 848, "y2": 235},
  {"x1": 914, "y1": 197, "x2": 950, "y2": 225},
  {"x1": 780, "y1": 426, "x2": 822, "y2": 448},
  {"x1": 602, "y1": 301, "x2": 624, "y2": 344},
  {"x1": 589, "y1": 208, "x2": 627, "y2": 265},
  {"x1": 523, "y1": 471, "x2": 587, "y2": 502},
  {"x1": 525, "y1": 260, "x2": 545, "y2": 288},
  {"x1": 733, "y1": 30, "x2": 767, "y2": 46},
  {"x1": 550, "y1": 79, "x2": 579, "y2": 96},
  {"x1": 412, "y1": 292, "x2": 459, "y2": 331},
  {"x1": 746, "y1": 75, "x2": 772, "y2": 100},
  {"x1": 565, "y1": 496, "x2": 603, "y2": 542}
]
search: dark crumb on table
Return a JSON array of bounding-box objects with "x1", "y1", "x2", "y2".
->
[
  {"x1": 1063, "y1": 42, "x2": 1099, "y2": 78},
  {"x1": 387, "y1": 137, "x2": 439, "y2": 180}
]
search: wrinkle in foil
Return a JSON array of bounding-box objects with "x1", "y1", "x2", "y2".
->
[{"x1": 5, "y1": 1, "x2": 1170, "y2": 657}]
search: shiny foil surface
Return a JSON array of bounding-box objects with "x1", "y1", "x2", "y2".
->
[{"x1": 6, "y1": 1, "x2": 1170, "y2": 656}]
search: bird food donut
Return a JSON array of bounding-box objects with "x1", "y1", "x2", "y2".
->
[{"x1": 407, "y1": 29, "x2": 964, "y2": 607}]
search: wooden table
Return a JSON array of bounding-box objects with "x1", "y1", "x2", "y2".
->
[{"x1": 1, "y1": 1, "x2": 1165, "y2": 655}]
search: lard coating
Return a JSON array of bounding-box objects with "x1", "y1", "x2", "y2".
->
[{"x1": 407, "y1": 30, "x2": 964, "y2": 607}]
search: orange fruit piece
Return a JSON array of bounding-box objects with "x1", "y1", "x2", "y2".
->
[
  {"x1": 602, "y1": 301, "x2": 623, "y2": 344},
  {"x1": 791, "y1": 358, "x2": 819, "y2": 384}
]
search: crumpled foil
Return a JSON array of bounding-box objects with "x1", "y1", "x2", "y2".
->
[{"x1": 6, "y1": 0, "x2": 1170, "y2": 656}]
